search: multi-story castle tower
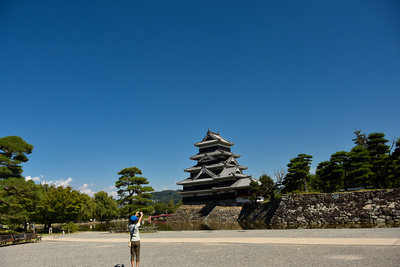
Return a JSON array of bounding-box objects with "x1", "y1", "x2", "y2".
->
[{"x1": 177, "y1": 130, "x2": 257, "y2": 204}]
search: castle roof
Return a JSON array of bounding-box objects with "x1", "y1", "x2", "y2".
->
[
  {"x1": 177, "y1": 165, "x2": 250, "y2": 186},
  {"x1": 190, "y1": 150, "x2": 240, "y2": 160},
  {"x1": 184, "y1": 156, "x2": 248, "y2": 173},
  {"x1": 194, "y1": 130, "x2": 234, "y2": 147},
  {"x1": 178, "y1": 176, "x2": 258, "y2": 195}
]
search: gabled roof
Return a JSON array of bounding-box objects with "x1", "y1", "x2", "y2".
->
[
  {"x1": 194, "y1": 130, "x2": 234, "y2": 147},
  {"x1": 190, "y1": 150, "x2": 240, "y2": 160},
  {"x1": 184, "y1": 162, "x2": 247, "y2": 173},
  {"x1": 177, "y1": 176, "x2": 258, "y2": 194},
  {"x1": 178, "y1": 164, "x2": 251, "y2": 185},
  {"x1": 176, "y1": 177, "x2": 215, "y2": 185},
  {"x1": 225, "y1": 156, "x2": 248, "y2": 170},
  {"x1": 192, "y1": 165, "x2": 217, "y2": 180},
  {"x1": 198, "y1": 154, "x2": 217, "y2": 163},
  {"x1": 218, "y1": 166, "x2": 243, "y2": 177},
  {"x1": 184, "y1": 162, "x2": 224, "y2": 173},
  {"x1": 217, "y1": 176, "x2": 259, "y2": 190}
]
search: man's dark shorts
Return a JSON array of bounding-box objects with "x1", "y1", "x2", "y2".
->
[{"x1": 130, "y1": 241, "x2": 140, "y2": 261}]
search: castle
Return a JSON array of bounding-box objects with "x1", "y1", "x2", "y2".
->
[{"x1": 177, "y1": 130, "x2": 257, "y2": 204}]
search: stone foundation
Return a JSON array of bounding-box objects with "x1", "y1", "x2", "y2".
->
[
  {"x1": 168, "y1": 204, "x2": 242, "y2": 223},
  {"x1": 169, "y1": 189, "x2": 400, "y2": 227},
  {"x1": 271, "y1": 189, "x2": 400, "y2": 226}
]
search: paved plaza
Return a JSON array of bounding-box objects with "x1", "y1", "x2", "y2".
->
[{"x1": 1, "y1": 228, "x2": 400, "y2": 266}]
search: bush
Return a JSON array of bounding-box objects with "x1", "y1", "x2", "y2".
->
[{"x1": 63, "y1": 222, "x2": 79, "y2": 233}]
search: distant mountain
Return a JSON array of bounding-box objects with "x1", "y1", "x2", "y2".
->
[{"x1": 151, "y1": 190, "x2": 182, "y2": 204}]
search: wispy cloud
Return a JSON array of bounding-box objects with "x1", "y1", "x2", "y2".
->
[
  {"x1": 103, "y1": 186, "x2": 118, "y2": 199},
  {"x1": 26, "y1": 174, "x2": 118, "y2": 199},
  {"x1": 78, "y1": 183, "x2": 96, "y2": 197},
  {"x1": 41, "y1": 177, "x2": 74, "y2": 187},
  {"x1": 25, "y1": 175, "x2": 43, "y2": 182}
]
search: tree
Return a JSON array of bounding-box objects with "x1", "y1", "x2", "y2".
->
[
  {"x1": 315, "y1": 151, "x2": 349, "y2": 193},
  {"x1": 367, "y1": 132, "x2": 390, "y2": 188},
  {"x1": 0, "y1": 136, "x2": 33, "y2": 179},
  {"x1": 282, "y1": 154, "x2": 313, "y2": 193},
  {"x1": 115, "y1": 167, "x2": 154, "y2": 216},
  {"x1": 153, "y1": 202, "x2": 168, "y2": 215},
  {"x1": 0, "y1": 178, "x2": 41, "y2": 230},
  {"x1": 77, "y1": 193, "x2": 95, "y2": 222},
  {"x1": 34, "y1": 184, "x2": 85, "y2": 229},
  {"x1": 273, "y1": 168, "x2": 286, "y2": 189},
  {"x1": 166, "y1": 199, "x2": 177, "y2": 214},
  {"x1": 348, "y1": 146, "x2": 373, "y2": 188},
  {"x1": 260, "y1": 174, "x2": 277, "y2": 201},
  {"x1": 93, "y1": 191, "x2": 118, "y2": 221},
  {"x1": 352, "y1": 129, "x2": 368, "y2": 148},
  {"x1": 330, "y1": 151, "x2": 350, "y2": 191},
  {"x1": 151, "y1": 190, "x2": 182, "y2": 204},
  {"x1": 249, "y1": 179, "x2": 262, "y2": 202},
  {"x1": 315, "y1": 160, "x2": 334, "y2": 192},
  {"x1": 250, "y1": 173, "x2": 283, "y2": 202},
  {"x1": 388, "y1": 138, "x2": 400, "y2": 188}
]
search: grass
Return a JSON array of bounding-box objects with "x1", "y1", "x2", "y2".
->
[{"x1": 0, "y1": 229, "x2": 20, "y2": 235}]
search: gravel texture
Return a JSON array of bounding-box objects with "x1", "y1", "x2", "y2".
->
[{"x1": 1, "y1": 228, "x2": 399, "y2": 267}]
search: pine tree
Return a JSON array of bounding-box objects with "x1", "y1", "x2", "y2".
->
[
  {"x1": 115, "y1": 167, "x2": 154, "y2": 216},
  {"x1": 282, "y1": 154, "x2": 313, "y2": 193},
  {"x1": 388, "y1": 138, "x2": 400, "y2": 188},
  {"x1": 367, "y1": 133, "x2": 390, "y2": 188},
  {"x1": 0, "y1": 136, "x2": 33, "y2": 179},
  {"x1": 348, "y1": 146, "x2": 373, "y2": 188}
]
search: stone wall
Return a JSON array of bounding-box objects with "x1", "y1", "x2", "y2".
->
[
  {"x1": 168, "y1": 204, "x2": 242, "y2": 223},
  {"x1": 169, "y1": 189, "x2": 400, "y2": 227},
  {"x1": 271, "y1": 189, "x2": 400, "y2": 226}
]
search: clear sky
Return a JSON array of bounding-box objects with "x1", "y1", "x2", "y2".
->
[{"x1": 1, "y1": 0, "x2": 399, "y2": 197}]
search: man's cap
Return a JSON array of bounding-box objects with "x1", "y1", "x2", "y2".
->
[{"x1": 130, "y1": 215, "x2": 138, "y2": 222}]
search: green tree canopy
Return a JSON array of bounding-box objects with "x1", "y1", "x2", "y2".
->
[
  {"x1": 250, "y1": 174, "x2": 281, "y2": 202},
  {"x1": 348, "y1": 145, "x2": 374, "y2": 188},
  {"x1": 315, "y1": 160, "x2": 334, "y2": 192},
  {"x1": 153, "y1": 202, "x2": 168, "y2": 215},
  {"x1": 286, "y1": 130, "x2": 398, "y2": 193},
  {"x1": 0, "y1": 136, "x2": 33, "y2": 179},
  {"x1": 259, "y1": 174, "x2": 276, "y2": 201},
  {"x1": 151, "y1": 190, "x2": 182, "y2": 204},
  {"x1": 34, "y1": 184, "x2": 86, "y2": 229},
  {"x1": 115, "y1": 167, "x2": 154, "y2": 216},
  {"x1": 388, "y1": 138, "x2": 400, "y2": 188},
  {"x1": 93, "y1": 191, "x2": 118, "y2": 221},
  {"x1": 282, "y1": 154, "x2": 313, "y2": 193},
  {"x1": 249, "y1": 179, "x2": 262, "y2": 202},
  {"x1": 352, "y1": 129, "x2": 368, "y2": 148},
  {"x1": 316, "y1": 151, "x2": 349, "y2": 192},
  {"x1": 0, "y1": 178, "x2": 41, "y2": 230},
  {"x1": 77, "y1": 193, "x2": 95, "y2": 222},
  {"x1": 367, "y1": 132, "x2": 390, "y2": 188}
]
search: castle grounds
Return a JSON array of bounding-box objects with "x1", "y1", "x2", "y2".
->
[{"x1": 1, "y1": 228, "x2": 399, "y2": 267}]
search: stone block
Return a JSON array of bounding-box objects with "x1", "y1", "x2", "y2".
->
[
  {"x1": 382, "y1": 208, "x2": 393, "y2": 216},
  {"x1": 363, "y1": 204, "x2": 373, "y2": 210}
]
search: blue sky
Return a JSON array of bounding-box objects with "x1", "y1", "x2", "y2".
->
[{"x1": 2, "y1": 0, "x2": 399, "y2": 197}]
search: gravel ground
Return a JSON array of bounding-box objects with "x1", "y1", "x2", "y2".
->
[{"x1": 1, "y1": 228, "x2": 399, "y2": 267}]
